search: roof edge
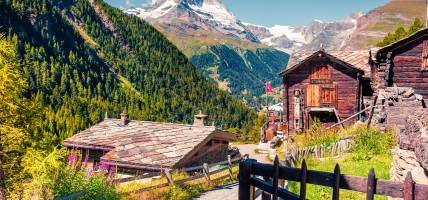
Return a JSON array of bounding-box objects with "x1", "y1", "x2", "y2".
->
[{"x1": 279, "y1": 50, "x2": 365, "y2": 77}]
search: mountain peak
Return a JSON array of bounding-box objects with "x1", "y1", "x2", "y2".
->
[{"x1": 124, "y1": 0, "x2": 259, "y2": 42}]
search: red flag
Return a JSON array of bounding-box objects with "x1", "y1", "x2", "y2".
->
[{"x1": 265, "y1": 81, "x2": 273, "y2": 93}]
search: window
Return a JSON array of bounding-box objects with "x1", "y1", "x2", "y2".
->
[
  {"x1": 422, "y1": 40, "x2": 428, "y2": 71},
  {"x1": 310, "y1": 65, "x2": 332, "y2": 83}
]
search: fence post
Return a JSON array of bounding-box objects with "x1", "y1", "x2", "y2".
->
[
  {"x1": 332, "y1": 164, "x2": 340, "y2": 200},
  {"x1": 203, "y1": 163, "x2": 211, "y2": 184},
  {"x1": 366, "y1": 168, "x2": 376, "y2": 200},
  {"x1": 164, "y1": 169, "x2": 174, "y2": 186},
  {"x1": 228, "y1": 155, "x2": 234, "y2": 181},
  {"x1": 239, "y1": 159, "x2": 255, "y2": 200},
  {"x1": 262, "y1": 176, "x2": 272, "y2": 200},
  {"x1": 299, "y1": 159, "x2": 307, "y2": 199},
  {"x1": 272, "y1": 156, "x2": 279, "y2": 200},
  {"x1": 403, "y1": 172, "x2": 415, "y2": 200}
]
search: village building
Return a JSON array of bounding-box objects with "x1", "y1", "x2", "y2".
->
[
  {"x1": 278, "y1": 50, "x2": 372, "y2": 133},
  {"x1": 64, "y1": 111, "x2": 238, "y2": 172},
  {"x1": 371, "y1": 28, "x2": 428, "y2": 102}
]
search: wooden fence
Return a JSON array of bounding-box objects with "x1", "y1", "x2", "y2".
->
[
  {"x1": 239, "y1": 156, "x2": 428, "y2": 200},
  {"x1": 55, "y1": 154, "x2": 247, "y2": 199},
  {"x1": 284, "y1": 136, "x2": 354, "y2": 167},
  {"x1": 122, "y1": 154, "x2": 248, "y2": 194}
]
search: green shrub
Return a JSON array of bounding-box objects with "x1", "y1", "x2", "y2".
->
[
  {"x1": 293, "y1": 118, "x2": 341, "y2": 148},
  {"x1": 163, "y1": 184, "x2": 204, "y2": 200},
  {"x1": 351, "y1": 127, "x2": 396, "y2": 161},
  {"x1": 21, "y1": 148, "x2": 119, "y2": 199}
]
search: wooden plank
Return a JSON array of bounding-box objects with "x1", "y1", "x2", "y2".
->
[
  {"x1": 306, "y1": 85, "x2": 320, "y2": 107},
  {"x1": 203, "y1": 163, "x2": 211, "y2": 183},
  {"x1": 332, "y1": 164, "x2": 341, "y2": 200},
  {"x1": 164, "y1": 169, "x2": 174, "y2": 186},
  {"x1": 415, "y1": 183, "x2": 428, "y2": 200},
  {"x1": 250, "y1": 177, "x2": 302, "y2": 200},
  {"x1": 272, "y1": 156, "x2": 279, "y2": 200},
  {"x1": 239, "y1": 159, "x2": 254, "y2": 200},
  {"x1": 367, "y1": 96, "x2": 378, "y2": 128},
  {"x1": 403, "y1": 172, "x2": 414, "y2": 200},
  {"x1": 227, "y1": 155, "x2": 233, "y2": 181},
  {"x1": 366, "y1": 168, "x2": 375, "y2": 200},
  {"x1": 262, "y1": 176, "x2": 272, "y2": 200},
  {"x1": 299, "y1": 159, "x2": 307, "y2": 199}
]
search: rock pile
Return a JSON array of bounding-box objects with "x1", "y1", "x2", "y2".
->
[
  {"x1": 375, "y1": 87, "x2": 428, "y2": 186},
  {"x1": 369, "y1": 87, "x2": 428, "y2": 185},
  {"x1": 373, "y1": 87, "x2": 425, "y2": 132}
]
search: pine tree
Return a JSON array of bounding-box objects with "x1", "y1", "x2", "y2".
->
[{"x1": 377, "y1": 18, "x2": 425, "y2": 47}]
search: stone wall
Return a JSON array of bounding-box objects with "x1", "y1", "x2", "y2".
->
[
  {"x1": 371, "y1": 87, "x2": 428, "y2": 188},
  {"x1": 368, "y1": 87, "x2": 428, "y2": 190},
  {"x1": 372, "y1": 87, "x2": 425, "y2": 132}
]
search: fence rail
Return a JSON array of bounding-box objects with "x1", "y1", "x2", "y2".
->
[
  {"x1": 125, "y1": 154, "x2": 248, "y2": 194},
  {"x1": 239, "y1": 156, "x2": 428, "y2": 200}
]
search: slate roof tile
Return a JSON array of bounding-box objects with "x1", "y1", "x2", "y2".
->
[
  {"x1": 64, "y1": 119, "x2": 235, "y2": 169},
  {"x1": 285, "y1": 50, "x2": 374, "y2": 77}
]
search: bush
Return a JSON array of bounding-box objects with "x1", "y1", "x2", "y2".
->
[
  {"x1": 21, "y1": 148, "x2": 119, "y2": 199},
  {"x1": 293, "y1": 118, "x2": 341, "y2": 148},
  {"x1": 163, "y1": 184, "x2": 204, "y2": 200},
  {"x1": 351, "y1": 127, "x2": 396, "y2": 161}
]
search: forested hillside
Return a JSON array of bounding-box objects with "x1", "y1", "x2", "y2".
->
[
  {"x1": 191, "y1": 45, "x2": 289, "y2": 107},
  {"x1": 0, "y1": 0, "x2": 255, "y2": 172}
]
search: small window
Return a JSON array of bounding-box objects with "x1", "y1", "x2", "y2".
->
[
  {"x1": 310, "y1": 65, "x2": 332, "y2": 84},
  {"x1": 422, "y1": 40, "x2": 428, "y2": 71}
]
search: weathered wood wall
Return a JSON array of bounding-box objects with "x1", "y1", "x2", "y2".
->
[
  {"x1": 282, "y1": 56, "x2": 361, "y2": 130},
  {"x1": 390, "y1": 42, "x2": 428, "y2": 99}
]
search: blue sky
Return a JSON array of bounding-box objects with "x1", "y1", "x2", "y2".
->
[{"x1": 106, "y1": 0, "x2": 389, "y2": 26}]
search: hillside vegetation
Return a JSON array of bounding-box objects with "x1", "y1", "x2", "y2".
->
[
  {"x1": 345, "y1": 0, "x2": 426, "y2": 49},
  {"x1": 0, "y1": 0, "x2": 257, "y2": 195},
  {"x1": 191, "y1": 45, "x2": 289, "y2": 107},
  {"x1": 153, "y1": 22, "x2": 290, "y2": 108},
  {"x1": 376, "y1": 18, "x2": 424, "y2": 47}
]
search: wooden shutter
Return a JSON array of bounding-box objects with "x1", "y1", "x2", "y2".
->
[
  {"x1": 320, "y1": 84, "x2": 337, "y2": 106},
  {"x1": 306, "y1": 85, "x2": 320, "y2": 107},
  {"x1": 310, "y1": 65, "x2": 332, "y2": 83},
  {"x1": 422, "y1": 40, "x2": 428, "y2": 71}
]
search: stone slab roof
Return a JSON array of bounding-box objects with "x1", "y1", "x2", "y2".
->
[
  {"x1": 64, "y1": 119, "x2": 236, "y2": 170},
  {"x1": 283, "y1": 50, "x2": 373, "y2": 78}
]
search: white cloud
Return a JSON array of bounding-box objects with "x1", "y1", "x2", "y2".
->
[{"x1": 125, "y1": 0, "x2": 133, "y2": 7}]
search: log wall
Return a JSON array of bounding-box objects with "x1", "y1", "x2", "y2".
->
[{"x1": 386, "y1": 42, "x2": 428, "y2": 99}]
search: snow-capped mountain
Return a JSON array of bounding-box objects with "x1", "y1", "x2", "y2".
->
[
  {"x1": 125, "y1": 0, "x2": 259, "y2": 42},
  {"x1": 124, "y1": 0, "x2": 363, "y2": 52},
  {"x1": 245, "y1": 13, "x2": 362, "y2": 52}
]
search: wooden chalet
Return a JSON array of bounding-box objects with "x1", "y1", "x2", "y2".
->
[
  {"x1": 279, "y1": 50, "x2": 372, "y2": 132},
  {"x1": 372, "y1": 28, "x2": 428, "y2": 101},
  {"x1": 64, "y1": 111, "x2": 237, "y2": 172}
]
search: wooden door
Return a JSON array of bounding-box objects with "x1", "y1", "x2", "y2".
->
[{"x1": 306, "y1": 85, "x2": 320, "y2": 107}]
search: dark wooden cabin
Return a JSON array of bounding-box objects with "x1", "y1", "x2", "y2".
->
[
  {"x1": 279, "y1": 50, "x2": 372, "y2": 133},
  {"x1": 372, "y1": 28, "x2": 428, "y2": 101}
]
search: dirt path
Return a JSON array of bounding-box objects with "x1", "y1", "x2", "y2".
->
[
  {"x1": 194, "y1": 144, "x2": 269, "y2": 200},
  {"x1": 232, "y1": 143, "x2": 271, "y2": 164}
]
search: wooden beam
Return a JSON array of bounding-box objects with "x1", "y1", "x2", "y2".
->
[{"x1": 367, "y1": 96, "x2": 379, "y2": 128}]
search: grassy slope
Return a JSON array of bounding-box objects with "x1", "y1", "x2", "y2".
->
[
  {"x1": 286, "y1": 126, "x2": 397, "y2": 200},
  {"x1": 348, "y1": 0, "x2": 425, "y2": 49},
  {"x1": 289, "y1": 154, "x2": 391, "y2": 200}
]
